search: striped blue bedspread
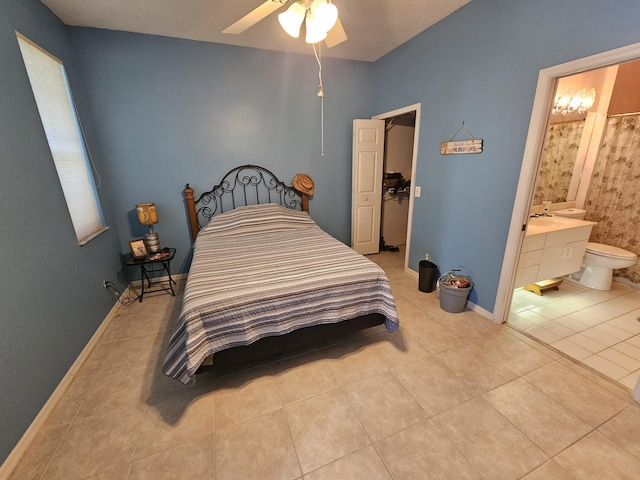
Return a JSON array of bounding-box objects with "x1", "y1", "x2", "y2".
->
[{"x1": 162, "y1": 203, "x2": 399, "y2": 385}]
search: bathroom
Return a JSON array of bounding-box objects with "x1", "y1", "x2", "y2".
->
[{"x1": 508, "y1": 58, "x2": 640, "y2": 389}]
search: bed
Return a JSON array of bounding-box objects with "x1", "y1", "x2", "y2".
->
[{"x1": 162, "y1": 165, "x2": 399, "y2": 385}]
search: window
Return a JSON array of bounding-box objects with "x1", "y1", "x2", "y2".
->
[{"x1": 17, "y1": 33, "x2": 107, "y2": 245}]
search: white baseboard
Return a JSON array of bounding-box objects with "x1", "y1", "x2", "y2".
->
[
  {"x1": 0, "y1": 273, "x2": 188, "y2": 478},
  {"x1": 468, "y1": 300, "x2": 495, "y2": 322},
  {"x1": 407, "y1": 267, "x2": 494, "y2": 322},
  {"x1": 406, "y1": 267, "x2": 419, "y2": 279},
  {"x1": 128, "y1": 273, "x2": 186, "y2": 291},
  {"x1": 0, "y1": 290, "x2": 127, "y2": 479}
]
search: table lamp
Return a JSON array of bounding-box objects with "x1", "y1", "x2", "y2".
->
[{"x1": 136, "y1": 202, "x2": 161, "y2": 253}]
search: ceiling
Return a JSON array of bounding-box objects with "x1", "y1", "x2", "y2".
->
[{"x1": 40, "y1": 0, "x2": 471, "y2": 62}]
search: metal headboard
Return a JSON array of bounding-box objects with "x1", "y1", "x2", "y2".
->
[{"x1": 184, "y1": 164, "x2": 309, "y2": 242}]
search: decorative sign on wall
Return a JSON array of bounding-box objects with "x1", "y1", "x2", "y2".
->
[{"x1": 441, "y1": 122, "x2": 483, "y2": 155}]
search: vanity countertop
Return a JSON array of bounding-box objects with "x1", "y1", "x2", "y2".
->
[{"x1": 526, "y1": 215, "x2": 597, "y2": 236}]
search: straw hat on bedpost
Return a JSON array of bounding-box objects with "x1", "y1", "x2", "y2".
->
[{"x1": 292, "y1": 174, "x2": 314, "y2": 212}]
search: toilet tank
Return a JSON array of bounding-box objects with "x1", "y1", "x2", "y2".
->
[{"x1": 554, "y1": 208, "x2": 587, "y2": 219}]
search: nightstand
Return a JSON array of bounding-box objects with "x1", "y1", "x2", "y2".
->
[{"x1": 126, "y1": 247, "x2": 176, "y2": 302}]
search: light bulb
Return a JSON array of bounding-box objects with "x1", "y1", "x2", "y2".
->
[
  {"x1": 579, "y1": 88, "x2": 596, "y2": 113},
  {"x1": 278, "y1": 2, "x2": 306, "y2": 38},
  {"x1": 312, "y1": 0, "x2": 338, "y2": 32},
  {"x1": 568, "y1": 88, "x2": 586, "y2": 113},
  {"x1": 305, "y1": 11, "x2": 328, "y2": 43}
]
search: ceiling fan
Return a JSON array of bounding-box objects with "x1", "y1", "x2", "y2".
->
[{"x1": 223, "y1": 0, "x2": 347, "y2": 48}]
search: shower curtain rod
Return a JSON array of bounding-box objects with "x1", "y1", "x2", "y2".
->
[{"x1": 607, "y1": 111, "x2": 640, "y2": 118}]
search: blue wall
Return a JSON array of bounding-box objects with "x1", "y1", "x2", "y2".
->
[
  {"x1": 69, "y1": 29, "x2": 373, "y2": 275},
  {"x1": 373, "y1": 0, "x2": 640, "y2": 312},
  {"x1": 0, "y1": 0, "x2": 123, "y2": 464}
]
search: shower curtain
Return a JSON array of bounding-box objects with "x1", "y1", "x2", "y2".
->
[{"x1": 586, "y1": 114, "x2": 640, "y2": 283}]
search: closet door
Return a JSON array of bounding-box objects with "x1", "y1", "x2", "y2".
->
[{"x1": 352, "y1": 119, "x2": 385, "y2": 254}]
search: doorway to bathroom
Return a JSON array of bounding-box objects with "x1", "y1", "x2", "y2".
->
[
  {"x1": 494, "y1": 41, "x2": 640, "y2": 323},
  {"x1": 494, "y1": 42, "x2": 640, "y2": 391}
]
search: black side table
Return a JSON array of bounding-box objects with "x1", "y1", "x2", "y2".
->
[{"x1": 126, "y1": 247, "x2": 176, "y2": 302}]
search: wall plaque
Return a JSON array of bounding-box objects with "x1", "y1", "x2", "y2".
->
[{"x1": 441, "y1": 122, "x2": 483, "y2": 155}]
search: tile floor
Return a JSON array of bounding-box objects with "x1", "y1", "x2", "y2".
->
[
  {"x1": 8, "y1": 250, "x2": 640, "y2": 479},
  {"x1": 509, "y1": 278, "x2": 640, "y2": 390}
]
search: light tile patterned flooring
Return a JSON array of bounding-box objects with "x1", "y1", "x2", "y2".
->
[
  {"x1": 8, "y1": 250, "x2": 640, "y2": 479},
  {"x1": 509, "y1": 279, "x2": 640, "y2": 390}
]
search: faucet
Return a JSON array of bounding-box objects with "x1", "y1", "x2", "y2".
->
[{"x1": 529, "y1": 201, "x2": 553, "y2": 217}]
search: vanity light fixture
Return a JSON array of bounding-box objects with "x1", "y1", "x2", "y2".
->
[{"x1": 552, "y1": 87, "x2": 596, "y2": 116}]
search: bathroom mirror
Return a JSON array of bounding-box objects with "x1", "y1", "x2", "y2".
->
[
  {"x1": 531, "y1": 65, "x2": 614, "y2": 206},
  {"x1": 532, "y1": 117, "x2": 586, "y2": 204},
  {"x1": 532, "y1": 58, "x2": 640, "y2": 207}
]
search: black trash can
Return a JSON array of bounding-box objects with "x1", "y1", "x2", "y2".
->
[{"x1": 418, "y1": 260, "x2": 439, "y2": 293}]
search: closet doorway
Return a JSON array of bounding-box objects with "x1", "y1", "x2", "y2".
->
[{"x1": 374, "y1": 103, "x2": 421, "y2": 271}]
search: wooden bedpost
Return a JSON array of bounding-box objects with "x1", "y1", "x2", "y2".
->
[
  {"x1": 301, "y1": 194, "x2": 309, "y2": 213},
  {"x1": 184, "y1": 184, "x2": 199, "y2": 243}
]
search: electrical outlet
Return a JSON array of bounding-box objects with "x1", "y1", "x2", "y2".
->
[
  {"x1": 415, "y1": 186, "x2": 421, "y2": 197},
  {"x1": 425, "y1": 253, "x2": 430, "y2": 261},
  {"x1": 103, "y1": 280, "x2": 108, "y2": 288}
]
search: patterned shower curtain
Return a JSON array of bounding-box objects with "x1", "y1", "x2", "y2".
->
[
  {"x1": 586, "y1": 114, "x2": 640, "y2": 283},
  {"x1": 533, "y1": 120, "x2": 585, "y2": 205}
]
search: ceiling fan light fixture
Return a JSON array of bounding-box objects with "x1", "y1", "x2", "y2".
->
[
  {"x1": 278, "y1": 2, "x2": 306, "y2": 38},
  {"x1": 305, "y1": 12, "x2": 328, "y2": 44},
  {"x1": 312, "y1": 0, "x2": 338, "y2": 33}
]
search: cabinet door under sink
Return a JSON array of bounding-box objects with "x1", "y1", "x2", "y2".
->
[{"x1": 536, "y1": 239, "x2": 588, "y2": 279}]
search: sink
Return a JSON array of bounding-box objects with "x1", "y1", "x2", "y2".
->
[
  {"x1": 528, "y1": 216, "x2": 562, "y2": 227},
  {"x1": 526, "y1": 214, "x2": 596, "y2": 235}
]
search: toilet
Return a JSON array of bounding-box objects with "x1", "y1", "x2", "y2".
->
[{"x1": 554, "y1": 208, "x2": 638, "y2": 290}]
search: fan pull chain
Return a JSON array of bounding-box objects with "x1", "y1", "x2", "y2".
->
[{"x1": 313, "y1": 43, "x2": 325, "y2": 156}]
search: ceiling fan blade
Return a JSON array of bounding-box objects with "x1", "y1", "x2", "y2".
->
[
  {"x1": 223, "y1": 1, "x2": 286, "y2": 35},
  {"x1": 324, "y1": 17, "x2": 347, "y2": 48}
]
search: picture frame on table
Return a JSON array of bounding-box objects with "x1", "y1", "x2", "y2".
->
[{"x1": 129, "y1": 239, "x2": 147, "y2": 259}]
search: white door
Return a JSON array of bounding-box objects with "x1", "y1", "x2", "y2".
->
[{"x1": 352, "y1": 119, "x2": 385, "y2": 254}]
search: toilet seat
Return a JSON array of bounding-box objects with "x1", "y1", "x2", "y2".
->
[{"x1": 585, "y1": 242, "x2": 637, "y2": 260}]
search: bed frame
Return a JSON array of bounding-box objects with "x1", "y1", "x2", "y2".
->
[
  {"x1": 184, "y1": 164, "x2": 310, "y2": 243},
  {"x1": 183, "y1": 164, "x2": 385, "y2": 370}
]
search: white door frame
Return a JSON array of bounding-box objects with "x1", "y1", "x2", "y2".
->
[
  {"x1": 373, "y1": 103, "x2": 421, "y2": 272},
  {"x1": 493, "y1": 42, "x2": 640, "y2": 324}
]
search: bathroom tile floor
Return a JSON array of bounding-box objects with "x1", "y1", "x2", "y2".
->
[
  {"x1": 509, "y1": 278, "x2": 640, "y2": 390},
  {"x1": 7, "y1": 250, "x2": 640, "y2": 479}
]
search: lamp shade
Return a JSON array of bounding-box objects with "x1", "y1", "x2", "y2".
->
[
  {"x1": 312, "y1": 0, "x2": 338, "y2": 33},
  {"x1": 136, "y1": 203, "x2": 158, "y2": 226},
  {"x1": 305, "y1": 12, "x2": 328, "y2": 43},
  {"x1": 278, "y1": 2, "x2": 306, "y2": 38}
]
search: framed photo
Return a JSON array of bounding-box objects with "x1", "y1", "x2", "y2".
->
[{"x1": 129, "y1": 239, "x2": 147, "y2": 259}]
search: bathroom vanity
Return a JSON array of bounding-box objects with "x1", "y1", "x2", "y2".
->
[{"x1": 515, "y1": 215, "x2": 597, "y2": 288}]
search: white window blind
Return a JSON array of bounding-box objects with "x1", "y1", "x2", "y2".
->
[{"x1": 17, "y1": 33, "x2": 107, "y2": 245}]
